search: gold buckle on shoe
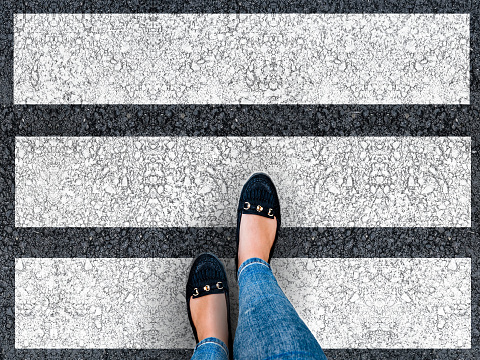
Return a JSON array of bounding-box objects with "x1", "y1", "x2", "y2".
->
[
  {"x1": 243, "y1": 202, "x2": 251, "y2": 210},
  {"x1": 216, "y1": 282, "x2": 223, "y2": 289}
]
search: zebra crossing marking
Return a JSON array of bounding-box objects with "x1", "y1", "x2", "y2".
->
[
  {"x1": 14, "y1": 13, "x2": 469, "y2": 104},
  {"x1": 15, "y1": 257, "x2": 471, "y2": 349},
  {"x1": 8, "y1": 5, "x2": 476, "y2": 357},
  {"x1": 15, "y1": 136, "x2": 470, "y2": 228}
]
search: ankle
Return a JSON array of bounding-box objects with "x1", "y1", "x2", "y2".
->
[
  {"x1": 190, "y1": 294, "x2": 229, "y2": 346},
  {"x1": 238, "y1": 214, "x2": 276, "y2": 270},
  {"x1": 238, "y1": 242, "x2": 271, "y2": 269}
]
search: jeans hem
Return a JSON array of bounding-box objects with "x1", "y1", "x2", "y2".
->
[
  {"x1": 194, "y1": 336, "x2": 229, "y2": 358},
  {"x1": 264, "y1": 350, "x2": 327, "y2": 360},
  {"x1": 237, "y1": 257, "x2": 272, "y2": 280}
]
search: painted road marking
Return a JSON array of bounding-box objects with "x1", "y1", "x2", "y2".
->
[
  {"x1": 15, "y1": 257, "x2": 471, "y2": 349},
  {"x1": 14, "y1": 14, "x2": 469, "y2": 104},
  {"x1": 15, "y1": 136, "x2": 470, "y2": 227}
]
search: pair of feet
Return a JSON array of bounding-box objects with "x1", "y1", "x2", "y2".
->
[{"x1": 189, "y1": 213, "x2": 277, "y2": 347}]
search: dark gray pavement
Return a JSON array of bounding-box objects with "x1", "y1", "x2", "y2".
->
[{"x1": 1, "y1": 1, "x2": 479, "y2": 359}]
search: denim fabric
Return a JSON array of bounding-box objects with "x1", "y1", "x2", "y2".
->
[
  {"x1": 190, "y1": 336, "x2": 229, "y2": 360},
  {"x1": 190, "y1": 257, "x2": 327, "y2": 360},
  {"x1": 234, "y1": 258, "x2": 327, "y2": 360}
]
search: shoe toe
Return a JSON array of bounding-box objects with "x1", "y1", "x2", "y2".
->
[
  {"x1": 186, "y1": 253, "x2": 229, "y2": 298},
  {"x1": 239, "y1": 173, "x2": 280, "y2": 215}
]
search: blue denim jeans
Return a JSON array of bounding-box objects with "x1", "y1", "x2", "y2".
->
[{"x1": 190, "y1": 257, "x2": 327, "y2": 360}]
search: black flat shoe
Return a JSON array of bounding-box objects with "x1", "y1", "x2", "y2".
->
[
  {"x1": 235, "y1": 172, "x2": 281, "y2": 278},
  {"x1": 186, "y1": 253, "x2": 232, "y2": 358}
]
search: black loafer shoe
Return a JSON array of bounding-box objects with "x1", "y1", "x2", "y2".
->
[
  {"x1": 186, "y1": 253, "x2": 232, "y2": 358},
  {"x1": 235, "y1": 172, "x2": 281, "y2": 278}
]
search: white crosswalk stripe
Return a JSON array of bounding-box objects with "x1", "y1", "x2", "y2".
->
[
  {"x1": 15, "y1": 136, "x2": 470, "y2": 228},
  {"x1": 14, "y1": 14, "x2": 469, "y2": 105},
  {"x1": 15, "y1": 257, "x2": 471, "y2": 349},
  {"x1": 12, "y1": 9, "x2": 473, "y2": 354}
]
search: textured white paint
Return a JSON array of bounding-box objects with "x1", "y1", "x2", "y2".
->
[
  {"x1": 14, "y1": 14, "x2": 469, "y2": 104},
  {"x1": 15, "y1": 136, "x2": 471, "y2": 228},
  {"x1": 15, "y1": 258, "x2": 471, "y2": 349}
]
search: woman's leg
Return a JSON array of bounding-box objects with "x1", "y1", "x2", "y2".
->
[
  {"x1": 234, "y1": 213, "x2": 326, "y2": 360},
  {"x1": 234, "y1": 257, "x2": 327, "y2": 360}
]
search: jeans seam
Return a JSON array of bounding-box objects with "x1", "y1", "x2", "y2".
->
[
  {"x1": 238, "y1": 260, "x2": 270, "y2": 280},
  {"x1": 196, "y1": 340, "x2": 228, "y2": 358}
]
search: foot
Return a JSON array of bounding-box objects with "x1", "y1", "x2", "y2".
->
[
  {"x1": 238, "y1": 213, "x2": 277, "y2": 270},
  {"x1": 189, "y1": 293, "x2": 229, "y2": 346}
]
